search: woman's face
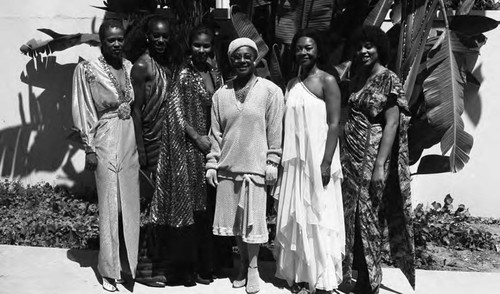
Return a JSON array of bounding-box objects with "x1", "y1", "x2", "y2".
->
[
  {"x1": 357, "y1": 41, "x2": 380, "y2": 67},
  {"x1": 147, "y1": 20, "x2": 169, "y2": 54},
  {"x1": 295, "y1": 36, "x2": 318, "y2": 69},
  {"x1": 191, "y1": 33, "x2": 213, "y2": 64},
  {"x1": 230, "y1": 46, "x2": 256, "y2": 78},
  {"x1": 101, "y1": 26, "x2": 125, "y2": 60}
]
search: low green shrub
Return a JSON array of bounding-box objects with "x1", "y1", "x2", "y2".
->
[
  {"x1": 0, "y1": 180, "x2": 99, "y2": 249},
  {"x1": 413, "y1": 194, "x2": 499, "y2": 252}
]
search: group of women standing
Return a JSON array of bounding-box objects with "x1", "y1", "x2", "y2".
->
[{"x1": 72, "y1": 14, "x2": 414, "y2": 294}]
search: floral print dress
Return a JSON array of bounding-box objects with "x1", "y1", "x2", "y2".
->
[{"x1": 341, "y1": 69, "x2": 415, "y2": 293}]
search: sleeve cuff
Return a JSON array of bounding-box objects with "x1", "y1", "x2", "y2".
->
[
  {"x1": 206, "y1": 162, "x2": 218, "y2": 170},
  {"x1": 266, "y1": 153, "x2": 281, "y2": 165}
]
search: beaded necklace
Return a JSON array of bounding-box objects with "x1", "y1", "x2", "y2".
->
[
  {"x1": 98, "y1": 56, "x2": 132, "y2": 104},
  {"x1": 234, "y1": 75, "x2": 256, "y2": 103},
  {"x1": 99, "y1": 56, "x2": 132, "y2": 119}
]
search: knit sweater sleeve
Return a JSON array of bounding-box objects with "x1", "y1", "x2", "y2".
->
[
  {"x1": 206, "y1": 91, "x2": 222, "y2": 170},
  {"x1": 265, "y1": 87, "x2": 285, "y2": 164}
]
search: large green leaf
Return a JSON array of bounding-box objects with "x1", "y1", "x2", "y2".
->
[
  {"x1": 399, "y1": 0, "x2": 439, "y2": 100},
  {"x1": 363, "y1": 0, "x2": 394, "y2": 27},
  {"x1": 422, "y1": 25, "x2": 473, "y2": 172},
  {"x1": 269, "y1": 44, "x2": 286, "y2": 90},
  {"x1": 297, "y1": 0, "x2": 334, "y2": 30},
  {"x1": 231, "y1": 11, "x2": 269, "y2": 63},
  {"x1": 450, "y1": 15, "x2": 499, "y2": 36},
  {"x1": 456, "y1": 0, "x2": 475, "y2": 15},
  {"x1": 396, "y1": 0, "x2": 438, "y2": 82}
]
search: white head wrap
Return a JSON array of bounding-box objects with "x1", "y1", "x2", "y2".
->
[{"x1": 227, "y1": 37, "x2": 258, "y2": 58}]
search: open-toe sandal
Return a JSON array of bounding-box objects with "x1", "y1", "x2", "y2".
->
[
  {"x1": 246, "y1": 266, "x2": 260, "y2": 294},
  {"x1": 102, "y1": 277, "x2": 118, "y2": 292}
]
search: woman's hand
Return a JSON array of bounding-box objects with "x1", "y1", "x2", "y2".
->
[
  {"x1": 195, "y1": 135, "x2": 211, "y2": 154},
  {"x1": 371, "y1": 164, "x2": 385, "y2": 190},
  {"x1": 85, "y1": 152, "x2": 98, "y2": 171},
  {"x1": 320, "y1": 162, "x2": 331, "y2": 186},
  {"x1": 265, "y1": 164, "x2": 278, "y2": 186},
  {"x1": 206, "y1": 169, "x2": 218, "y2": 187}
]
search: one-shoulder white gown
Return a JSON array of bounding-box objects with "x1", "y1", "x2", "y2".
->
[{"x1": 274, "y1": 78, "x2": 345, "y2": 291}]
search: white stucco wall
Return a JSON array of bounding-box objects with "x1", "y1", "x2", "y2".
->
[
  {"x1": 0, "y1": 0, "x2": 103, "y2": 189},
  {"x1": 0, "y1": 3, "x2": 499, "y2": 217}
]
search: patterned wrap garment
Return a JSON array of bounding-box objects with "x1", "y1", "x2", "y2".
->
[
  {"x1": 341, "y1": 69, "x2": 415, "y2": 292},
  {"x1": 72, "y1": 56, "x2": 140, "y2": 279},
  {"x1": 151, "y1": 59, "x2": 222, "y2": 227},
  {"x1": 180, "y1": 58, "x2": 222, "y2": 212},
  {"x1": 140, "y1": 57, "x2": 171, "y2": 171}
]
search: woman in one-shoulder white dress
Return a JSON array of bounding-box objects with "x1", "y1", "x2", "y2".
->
[{"x1": 274, "y1": 29, "x2": 345, "y2": 294}]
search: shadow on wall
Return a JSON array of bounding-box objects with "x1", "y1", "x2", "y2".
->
[
  {"x1": 0, "y1": 55, "x2": 95, "y2": 193},
  {"x1": 464, "y1": 64, "x2": 483, "y2": 127}
]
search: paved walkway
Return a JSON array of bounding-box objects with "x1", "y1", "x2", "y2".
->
[{"x1": 0, "y1": 245, "x2": 499, "y2": 294}]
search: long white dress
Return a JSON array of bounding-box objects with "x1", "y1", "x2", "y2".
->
[{"x1": 274, "y1": 78, "x2": 345, "y2": 291}]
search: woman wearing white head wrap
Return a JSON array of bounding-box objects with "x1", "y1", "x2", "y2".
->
[{"x1": 206, "y1": 37, "x2": 284, "y2": 294}]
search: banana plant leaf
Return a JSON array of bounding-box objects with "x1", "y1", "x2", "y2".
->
[
  {"x1": 363, "y1": 0, "x2": 394, "y2": 27},
  {"x1": 450, "y1": 15, "x2": 499, "y2": 36},
  {"x1": 269, "y1": 44, "x2": 286, "y2": 90},
  {"x1": 456, "y1": 0, "x2": 475, "y2": 15},
  {"x1": 297, "y1": 0, "x2": 334, "y2": 30},
  {"x1": 399, "y1": 0, "x2": 439, "y2": 99},
  {"x1": 396, "y1": 0, "x2": 438, "y2": 82},
  {"x1": 275, "y1": 0, "x2": 297, "y2": 44},
  {"x1": 92, "y1": 0, "x2": 157, "y2": 13},
  {"x1": 231, "y1": 11, "x2": 269, "y2": 63},
  {"x1": 334, "y1": 60, "x2": 351, "y2": 81},
  {"x1": 19, "y1": 29, "x2": 100, "y2": 57},
  {"x1": 422, "y1": 24, "x2": 473, "y2": 172},
  {"x1": 412, "y1": 154, "x2": 451, "y2": 175}
]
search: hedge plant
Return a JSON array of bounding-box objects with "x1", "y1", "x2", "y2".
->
[{"x1": 0, "y1": 180, "x2": 99, "y2": 249}]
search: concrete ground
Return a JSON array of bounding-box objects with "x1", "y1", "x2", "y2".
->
[{"x1": 0, "y1": 245, "x2": 499, "y2": 294}]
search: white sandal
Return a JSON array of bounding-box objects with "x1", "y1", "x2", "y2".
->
[
  {"x1": 246, "y1": 266, "x2": 260, "y2": 294},
  {"x1": 102, "y1": 277, "x2": 118, "y2": 292}
]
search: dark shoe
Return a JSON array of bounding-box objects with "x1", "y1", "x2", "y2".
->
[
  {"x1": 183, "y1": 274, "x2": 197, "y2": 287},
  {"x1": 195, "y1": 274, "x2": 212, "y2": 285},
  {"x1": 135, "y1": 277, "x2": 166, "y2": 287}
]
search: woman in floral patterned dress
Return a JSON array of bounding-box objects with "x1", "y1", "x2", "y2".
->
[{"x1": 342, "y1": 26, "x2": 415, "y2": 294}]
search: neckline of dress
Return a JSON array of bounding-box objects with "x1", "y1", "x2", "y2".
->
[
  {"x1": 354, "y1": 67, "x2": 389, "y2": 95},
  {"x1": 298, "y1": 78, "x2": 323, "y2": 102}
]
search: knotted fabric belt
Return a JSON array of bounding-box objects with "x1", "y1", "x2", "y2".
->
[{"x1": 238, "y1": 174, "x2": 255, "y2": 229}]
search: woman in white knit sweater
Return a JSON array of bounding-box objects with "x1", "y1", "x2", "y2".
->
[{"x1": 206, "y1": 38, "x2": 284, "y2": 294}]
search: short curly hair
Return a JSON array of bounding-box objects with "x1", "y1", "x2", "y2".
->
[
  {"x1": 350, "y1": 25, "x2": 390, "y2": 66},
  {"x1": 290, "y1": 28, "x2": 324, "y2": 59}
]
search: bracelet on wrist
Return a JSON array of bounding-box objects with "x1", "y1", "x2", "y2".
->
[{"x1": 266, "y1": 160, "x2": 279, "y2": 168}]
